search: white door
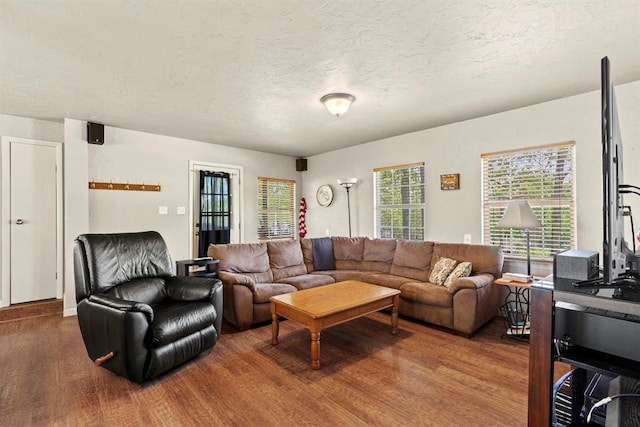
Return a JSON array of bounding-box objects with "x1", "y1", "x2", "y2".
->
[{"x1": 9, "y1": 141, "x2": 58, "y2": 303}]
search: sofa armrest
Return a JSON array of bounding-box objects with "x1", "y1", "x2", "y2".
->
[
  {"x1": 219, "y1": 271, "x2": 256, "y2": 291},
  {"x1": 447, "y1": 273, "x2": 495, "y2": 295}
]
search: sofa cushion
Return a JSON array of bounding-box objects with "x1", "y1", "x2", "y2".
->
[
  {"x1": 432, "y1": 243, "x2": 503, "y2": 278},
  {"x1": 209, "y1": 243, "x2": 270, "y2": 274},
  {"x1": 429, "y1": 257, "x2": 458, "y2": 285},
  {"x1": 300, "y1": 238, "x2": 314, "y2": 272},
  {"x1": 444, "y1": 262, "x2": 472, "y2": 288},
  {"x1": 332, "y1": 237, "x2": 365, "y2": 261},
  {"x1": 267, "y1": 240, "x2": 307, "y2": 280},
  {"x1": 360, "y1": 273, "x2": 416, "y2": 290},
  {"x1": 360, "y1": 238, "x2": 396, "y2": 273},
  {"x1": 363, "y1": 238, "x2": 396, "y2": 262},
  {"x1": 277, "y1": 274, "x2": 335, "y2": 290},
  {"x1": 253, "y1": 282, "x2": 297, "y2": 304},
  {"x1": 311, "y1": 270, "x2": 366, "y2": 283},
  {"x1": 149, "y1": 301, "x2": 216, "y2": 347},
  {"x1": 390, "y1": 240, "x2": 434, "y2": 282},
  {"x1": 400, "y1": 282, "x2": 453, "y2": 308}
]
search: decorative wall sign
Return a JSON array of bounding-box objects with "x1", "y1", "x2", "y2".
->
[
  {"x1": 316, "y1": 184, "x2": 334, "y2": 206},
  {"x1": 440, "y1": 174, "x2": 460, "y2": 190}
]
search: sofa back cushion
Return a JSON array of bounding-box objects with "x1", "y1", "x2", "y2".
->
[
  {"x1": 267, "y1": 240, "x2": 307, "y2": 280},
  {"x1": 300, "y1": 238, "x2": 314, "y2": 272},
  {"x1": 332, "y1": 237, "x2": 365, "y2": 270},
  {"x1": 361, "y1": 238, "x2": 396, "y2": 273},
  {"x1": 432, "y1": 243, "x2": 503, "y2": 278},
  {"x1": 390, "y1": 240, "x2": 435, "y2": 282},
  {"x1": 209, "y1": 243, "x2": 269, "y2": 273}
]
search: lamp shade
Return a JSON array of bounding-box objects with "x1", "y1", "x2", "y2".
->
[
  {"x1": 337, "y1": 178, "x2": 358, "y2": 188},
  {"x1": 497, "y1": 200, "x2": 542, "y2": 229}
]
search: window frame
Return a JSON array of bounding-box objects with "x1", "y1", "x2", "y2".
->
[
  {"x1": 373, "y1": 162, "x2": 426, "y2": 241},
  {"x1": 257, "y1": 177, "x2": 296, "y2": 241},
  {"x1": 481, "y1": 141, "x2": 577, "y2": 263}
]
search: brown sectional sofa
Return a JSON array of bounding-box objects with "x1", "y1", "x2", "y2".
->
[{"x1": 208, "y1": 237, "x2": 504, "y2": 336}]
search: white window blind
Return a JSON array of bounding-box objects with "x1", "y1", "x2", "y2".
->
[
  {"x1": 257, "y1": 177, "x2": 296, "y2": 240},
  {"x1": 374, "y1": 162, "x2": 425, "y2": 240},
  {"x1": 482, "y1": 142, "x2": 576, "y2": 260}
]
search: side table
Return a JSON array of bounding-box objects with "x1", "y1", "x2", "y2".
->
[
  {"x1": 495, "y1": 278, "x2": 531, "y2": 339},
  {"x1": 176, "y1": 258, "x2": 219, "y2": 279}
]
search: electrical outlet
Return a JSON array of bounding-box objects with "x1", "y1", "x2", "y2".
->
[
  {"x1": 463, "y1": 234, "x2": 472, "y2": 244},
  {"x1": 159, "y1": 206, "x2": 168, "y2": 215}
]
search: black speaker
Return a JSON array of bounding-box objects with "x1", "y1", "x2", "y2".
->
[
  {"x1": 296, "y1": 158, "x2": 307, "y2": 172},
  {"x1": 87, "y1": 122, "x2": 104, "y2": 145}
]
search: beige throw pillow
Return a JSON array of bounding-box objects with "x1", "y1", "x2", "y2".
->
[
  {"x1": 429, "y1": 257, "x2": 458, "y2": 285},
  {"x1": 444, "y1": 261, "x2": 472, "y2": 288}
]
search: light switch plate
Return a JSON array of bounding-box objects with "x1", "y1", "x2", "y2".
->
[
  {"x1": 159, "y1": 206, "x2": 168, "y2": 215},
  {"x1": 177, "y1": 206, "x2": 186, "y2": 215}
]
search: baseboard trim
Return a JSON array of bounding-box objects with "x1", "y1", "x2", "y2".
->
[{"x1": 63, "y1": 307, "x2": 77, "y2": 317}]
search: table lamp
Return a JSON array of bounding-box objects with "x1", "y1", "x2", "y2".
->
[{"x1": 497, "y1": 200, "x2": 542, "y2": 276}]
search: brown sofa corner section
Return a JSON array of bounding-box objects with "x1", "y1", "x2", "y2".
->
[{"x1": 210, "y1": 237, "x2": 503, "y2": 335}]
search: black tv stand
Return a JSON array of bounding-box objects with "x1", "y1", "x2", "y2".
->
[{"x1": 573, "y1": 272, "x2": 640, "y2": 290}]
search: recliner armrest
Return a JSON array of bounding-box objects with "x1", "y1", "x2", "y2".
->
[
  {"x1": 88, "y1": 294, "x2": 154, "y2": 322},
  {"x1": 165, "y1": 276, "x2": 222, "y2": 302}
]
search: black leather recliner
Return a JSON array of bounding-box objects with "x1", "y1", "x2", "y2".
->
[{"x1": 73, "y1": 231, "x2": 223, "y2": 383}]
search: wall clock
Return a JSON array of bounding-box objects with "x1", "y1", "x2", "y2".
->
[{"x1": 316, "y1": 184, "x2": 334, "y2": 207}]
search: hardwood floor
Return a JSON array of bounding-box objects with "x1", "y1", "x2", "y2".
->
[
  {"x1": 1, "y1": 312, "x2": 535, "y2": 426},
  {"x1": 0, "y1": 299, "x2": 62, "y2": 323}
]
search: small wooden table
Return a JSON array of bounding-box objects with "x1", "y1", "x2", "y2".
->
[
  {"x1": 270, "y1": 280, "x2": 400, "y2": 370},
  {"x1": 495, "y1": 278, "x2": 532, "y2": 339}
]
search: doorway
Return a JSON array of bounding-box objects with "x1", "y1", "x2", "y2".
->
[
  {"x1": 188, "y1": 161, "x2": 243, "y2": 257},
  {"x1": 1, "y1": 137, "x2": 63, "y2": 307}
]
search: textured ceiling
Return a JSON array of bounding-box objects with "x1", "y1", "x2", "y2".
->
[{"x1": 1, "y1": 1, "x2": 639, "y2": 157}]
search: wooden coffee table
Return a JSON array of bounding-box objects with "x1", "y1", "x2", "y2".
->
[{"x1": 269, "y1": 280, "x2": 400, "y2": 369}]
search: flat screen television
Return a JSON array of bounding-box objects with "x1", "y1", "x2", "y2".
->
[{"x1": 600, "y1": 56, "x2": 639, "y2": 286}]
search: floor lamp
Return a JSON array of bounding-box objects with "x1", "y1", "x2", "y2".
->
[
  {"x1": 497, "y1": 200, "x2": 542, "y2": 276},
  {"x1": 337, "y1": 178, "x2": 358, "y2": 237}
]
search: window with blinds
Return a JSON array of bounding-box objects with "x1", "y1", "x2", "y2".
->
[
  {"x1": 482, "y1": 142, "x2": 576, "y2": 261},
  {"x1": 374, "y1": 162, "x2": 425, "y2": 240},
  {"x1": 257, "y1": 177, "x2": 296, "y2": 240}
]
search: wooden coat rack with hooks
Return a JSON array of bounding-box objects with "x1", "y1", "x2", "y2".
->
[{"x1": 88, "y1": 181, "x2": 161, "y2": 192}]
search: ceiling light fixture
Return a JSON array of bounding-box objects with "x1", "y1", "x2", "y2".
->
[{"x1": 320, "y1": 93, "x2": 356, "y2": 118}]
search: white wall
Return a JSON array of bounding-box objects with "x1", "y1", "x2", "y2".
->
[
  {"x1": 87, "y1": 125, "x2": 300, "y2": 260},
  {"x1": 0, "y1": 114, "x2": 65, "y2": 307},
  {"x1": 63, "y1": 119, "x2": 90, "y2": 315},
  {"x1": 302, "y1": 81, "x2": 640, "y2": 275}
]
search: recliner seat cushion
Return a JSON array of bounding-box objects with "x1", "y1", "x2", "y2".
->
[{"x1": 150, "y1": 302, "x2": 216, "y2": 348}]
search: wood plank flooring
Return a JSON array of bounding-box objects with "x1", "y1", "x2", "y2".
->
[
  {"x1": 0, "y1": 299, "x2": 62, "y2": 323},
  {"x1": 0, "y1": 312, "x2": 539, "y2": 426}
]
